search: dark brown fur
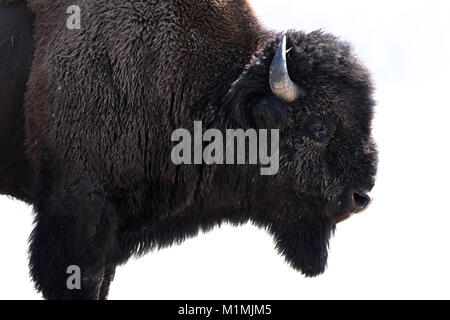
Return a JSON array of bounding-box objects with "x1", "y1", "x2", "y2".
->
[{"x1": 0, "y1": 0, "x2": 33, "y2": 201}]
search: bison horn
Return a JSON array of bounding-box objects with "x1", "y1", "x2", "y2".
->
[{"x1": 269, "y1": 35, "x2": 301, "y2": 103}]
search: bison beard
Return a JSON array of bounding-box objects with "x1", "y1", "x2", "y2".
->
[
  {"x1": 0, "y1": 0, "x2": 377, "y2": 299},
  {"x1": 271, "y1": 217, "x2": 333, "y2": 277},
  {"x1": 248, "y1": 181, "x2": 337, "y2": 276}
]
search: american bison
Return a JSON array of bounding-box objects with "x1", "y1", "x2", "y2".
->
[{"x1": 0, "y1": 0, "x2": 377, "y2": 299}]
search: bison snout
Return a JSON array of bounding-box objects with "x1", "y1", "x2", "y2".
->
[
  {"x1": 332, "y1": 188, "x2": 372, "y2": 223},
  {"x1": 351, "y1": 190, "x2": 371, "y2": 214}
]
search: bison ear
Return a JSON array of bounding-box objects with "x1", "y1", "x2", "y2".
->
[
  {"x1": 251, "y1": 96, "x2": 288, "y2": 129},
  {"x1": 226, "y1": 77, "x2": 288, "y2": 129}
]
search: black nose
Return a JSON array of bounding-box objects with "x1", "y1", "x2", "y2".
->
[
  {"x1": 332, "y1": 188, "x2": 372, "y2": 223},
  {"x1": 351, "y1": 190, "x2": 371, "y2": 213}
]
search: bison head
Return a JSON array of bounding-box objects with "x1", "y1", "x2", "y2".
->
[{"x1": 226, "y1": 31, "x2": 377, "y2": 276}]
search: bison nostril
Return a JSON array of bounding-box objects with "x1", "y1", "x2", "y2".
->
[
  {"x1": 332, "y1": 189, "x2": 372, "y2": 223},
  {"x1": 352, "y1": 191, "x2": 371, "y2": 213}
]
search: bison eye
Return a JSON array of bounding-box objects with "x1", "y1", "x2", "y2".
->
[{"x1": 301, "y1": 115, "x2": 334, "y2": 143}]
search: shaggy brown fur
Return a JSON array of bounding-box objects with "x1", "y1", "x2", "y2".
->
[{"x1": 0, "y1": 0, "x2": 33, "y2": 201}]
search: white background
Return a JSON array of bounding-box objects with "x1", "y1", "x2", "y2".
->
[{"x1": 1, "y1": 0, "x2": 450, "y2": 299}]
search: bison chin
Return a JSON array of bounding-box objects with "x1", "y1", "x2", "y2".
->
[{"x1": 266, "y1": 215, "x2": 335, "y2": 277}]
